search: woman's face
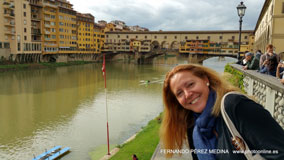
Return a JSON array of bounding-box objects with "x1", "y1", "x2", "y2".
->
[{"x1": 170, "y1": 71, "x2": 210, "y2": 113}]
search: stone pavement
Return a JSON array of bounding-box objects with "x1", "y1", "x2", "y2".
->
[{"x1": 151, "y1": 143, "x2": 192, "y2": 160}]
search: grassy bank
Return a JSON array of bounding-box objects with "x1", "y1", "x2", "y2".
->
[
  {"x1": 100, "y1": 114, "x2": 161, "y2": 160},
  {"x1": 0, "y1": 61, "x2": 94, "y2": 72}
]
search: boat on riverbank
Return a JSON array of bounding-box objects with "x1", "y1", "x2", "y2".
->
[{"x1": 32, "y1": 146, "x2": 70, "y2": 160}]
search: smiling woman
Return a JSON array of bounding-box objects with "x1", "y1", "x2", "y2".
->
[
  {"x1": 169, "y1": 71, "x2": 210, "y2": 113},
  {"x1": 160, "y1": 64, "x2": 284, "y2": 160}
]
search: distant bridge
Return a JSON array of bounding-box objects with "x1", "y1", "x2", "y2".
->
[
  {"x1": 187, "y1": 53, "x2": 238, "y2": 63},
  {"x1": 100, "y1": 50, "x2": 238, "y2": 64}
]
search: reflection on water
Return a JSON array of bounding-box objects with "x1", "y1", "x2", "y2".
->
[{"x1": 0, "y1": 55, "x2": 236, "y2": 160}]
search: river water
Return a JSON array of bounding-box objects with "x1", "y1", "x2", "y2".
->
[{"x1": 0, "y1": 55, "x2": 236, "y2": 160}]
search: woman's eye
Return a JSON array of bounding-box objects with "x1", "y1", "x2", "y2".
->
[
  {"x1": 177, "y1": 91, "x2": 183, "y2": 97},
  {"x1": 186, "y1": 82, "x2": 193, "y2": 88}
]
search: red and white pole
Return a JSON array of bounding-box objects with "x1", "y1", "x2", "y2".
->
[{"x1": 102, "y1": 54, "x2": 110, "y2": 155}]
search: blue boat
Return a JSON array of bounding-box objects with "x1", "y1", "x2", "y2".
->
[{"x1": 33, "y1": 146, "x2": 70, "y2": 160}]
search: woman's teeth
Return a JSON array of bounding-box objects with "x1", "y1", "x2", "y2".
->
[{"x1": 190, "y1": 97, "x2": 200, "y2": 104}]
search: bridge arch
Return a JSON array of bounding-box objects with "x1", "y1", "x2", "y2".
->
[
  {"x1": 161, "y1": 41, "x2": 169, "y2": 49},
  {"x1": 151, "y1": 41, "x2": 160, "y2": 50},
  {"x1": 170, "y1": 41, "x2": 179, "y2": 50}
]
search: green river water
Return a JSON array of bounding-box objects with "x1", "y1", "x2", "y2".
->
[{"x1": 0, "y1": 55, "x2": 236, "y2": 160}]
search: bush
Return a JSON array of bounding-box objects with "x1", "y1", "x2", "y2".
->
[{"x1": 224, "y1": 63, "x2": 245, "y2": 92}]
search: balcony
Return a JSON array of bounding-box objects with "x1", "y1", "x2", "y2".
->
[
  {"x1": 31, "y1": 25, "x2": 41, "y2": 30},
  {"x1": 44, "y1": 38, "x2": 56, "y2": 42},
  {"x1": 30, "y1": 1, "x2": 43, "y2": 7},
  {"x1": 43, "y1": 2, "x2": 57, "y2": 8},
  {"x1": 32, "y1": 29, "x2": 41, "y2": 35},
  {"x1": 44, "y1": 17, "x2": 51, "y2": 21},
  {"x1": 44, "y1": 43, "x2": 57, "y2": 47},
  {"x1": 45, "y1": 24, "x2": 51, "y2": 28},
  {"x1": 3, "y1": 1, "x2": 10, "y2": 5},
  {"x1": 45, "y1": 31, "x2": 50, "y2": 34},
  {"x1": 4, "y1": 21, "x2": 15, "y2": 27},
  {"x1": 31, "y1": 15, "x2": 41, "y2": 22},
  {"x1": 32, "y1": 39, "x2": 41, "y2": 42},
  {"x1": 3, "y1": 2, "x2": 14, "y2": 10},
  {"x1": 5, "y1": 30, "x2": 15, "y2": 35},
  {"x1": 4, "y1": 12, "x2": 15, "y2": 18}
]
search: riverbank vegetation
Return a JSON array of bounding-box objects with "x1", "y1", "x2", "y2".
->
[
  {"x1": 103, "y1": 114, "x2": 162, "y2": 160},
  {"x1": 0, "y1": 61, "x2": 94, "y2": 72},
  {"x1": 224, "y1": 63, "x2": 245, "y2": 92}
]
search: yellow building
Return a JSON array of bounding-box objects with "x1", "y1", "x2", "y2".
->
[
  {"x1": 99, "y1": 27, "x2": 105, "y2": 53},
  {"x1": 179, "y1": 40, "x2": 220, "y2": 54},
  {"x1": 254, "y1": 0, "x2": 284, "y2": 54},
  {"x1": 56, "y1": 0, "x2": 77, "y2": 54},
  {"x1": 42, "y1": 0, "x2": 58, "y2": 54},
  {"x1": 94, "y1": 24, "x2": 104, "y2": 54},
  {"x1": 77, "y1": 13, "x2": 95, "y2": 54},
  {"x1": 132, "y1": 40, "x2": 141, "y2": 52}
]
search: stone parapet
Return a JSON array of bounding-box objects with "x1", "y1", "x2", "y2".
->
[{"x1": 230, "y1": 64, "x2": 284, "y2": 128}]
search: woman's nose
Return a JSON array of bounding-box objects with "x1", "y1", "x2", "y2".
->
[{"x1": 184, "y1": 90, "x2": 192, "y2": 99}]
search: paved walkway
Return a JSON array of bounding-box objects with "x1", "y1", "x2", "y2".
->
[{"x1": 151, "y1": 143, "x2": 192, "y2": 160}]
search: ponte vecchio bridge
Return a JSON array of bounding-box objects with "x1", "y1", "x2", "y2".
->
[{"x1": 104, "y1": 30, "x2": 254, "y2": 63}]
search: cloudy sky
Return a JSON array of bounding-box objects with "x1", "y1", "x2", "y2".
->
[{"x1": 69, "y1": 0, "x2": 265, "y2": 31}]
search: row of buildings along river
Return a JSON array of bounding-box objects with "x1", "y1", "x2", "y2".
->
[{"x1": 0, "y1": 0, "x2": 284, "y2": 63}]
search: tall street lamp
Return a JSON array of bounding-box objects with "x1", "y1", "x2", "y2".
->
[{"x1": 237, "y1": 1, "x2": 246, "y2": 60}]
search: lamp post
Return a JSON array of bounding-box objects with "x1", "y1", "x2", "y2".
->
[{"x1": 237, "y1": 1, "x2": 246, "y2": 60}]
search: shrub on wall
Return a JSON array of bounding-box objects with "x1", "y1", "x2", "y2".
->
[{"x1": 224, "y1": 63, "x2": 245, "y2": 92}]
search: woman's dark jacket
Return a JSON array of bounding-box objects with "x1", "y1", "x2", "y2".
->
[{"x1": 187, "y1": 93, "x2": 284, "y2": 160}]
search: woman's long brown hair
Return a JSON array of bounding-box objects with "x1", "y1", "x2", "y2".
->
[{"x1": 160, "y1": 64, "x2": 239, "y2": 157}]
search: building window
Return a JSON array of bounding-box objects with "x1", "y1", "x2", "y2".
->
[
  {"x1": 232, "y1": 36, "x2": 235, "y2": 40},
  {"x1": 185, "y1": 36, "x2": 188, "y2": 40},
  {"x1": 136, "y1": 35, "x2": 138, "y2": 38},
  {"x1": 196, "y1": 36, "x2": 199, "y2": 40},
  {"x1": 24, "y1": 20, "x2": 27, "y2": 25},
  {"x1": 164, "y1": 36, "x2": 167, "y2": 39},
  {"x1": 174, "y1": 36, "x2": 177, "y2": 39},
  {"x1": 244, "y1": 36, "x2": 248, "y2": 39},
  {"x1": 219, "y1": 36, "x2": 223, "y2": 39},
  {"x1": 24, "y1": 36, "x2": 27, "y2": 41},
  {"x1": 24, "y1": 12, "x2": 26, "y2": 17},
  {"x1": 24, "y1": 28, "x2": 27, "y2": 33},
  {"x1": 23, "y1": 4, "x2": 26, "y2": 9},
  {"x1": 126, "y1": 35, "x2": 129, "y2": 38},
  {"x1": 207, "y1": 36, "x2": 210, "y2": 40},
  {"x1": 145, "y1": 36, "x2": 147, "y2": 39},
  {"x1": 118, "y1": 35, "x2": 120, "y2": 38},
  {"x1": 154, "y1": 36, "x2": 157, "y2": 39}
]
